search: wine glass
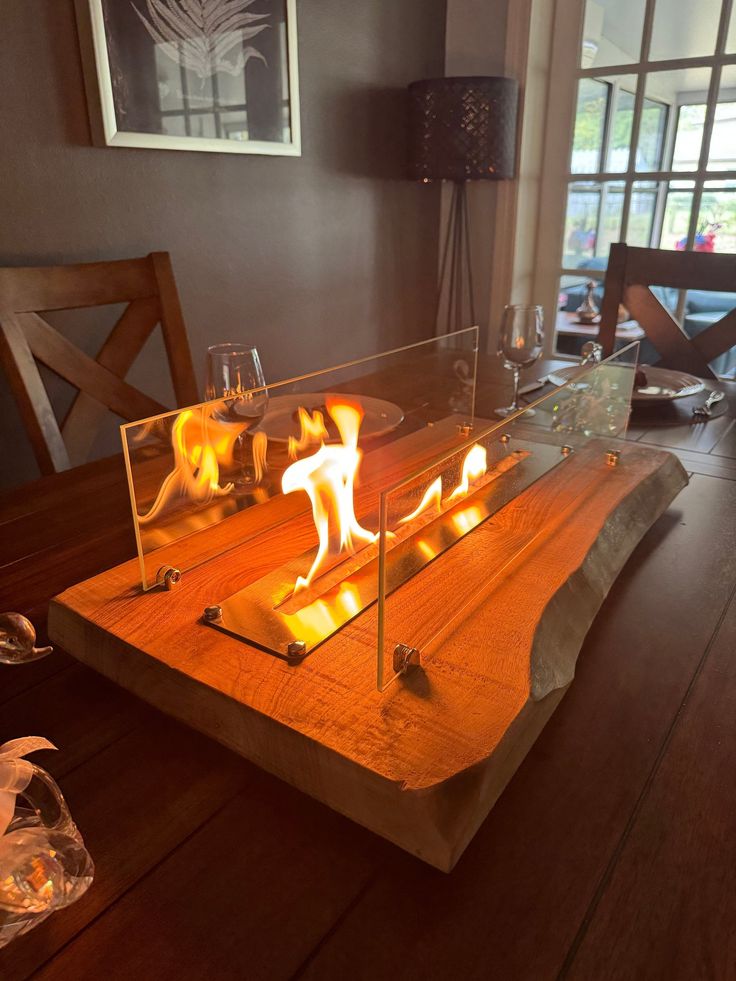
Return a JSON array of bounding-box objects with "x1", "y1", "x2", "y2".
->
[
  {"x1": 205, "y1": 344, "x2": 268, "y2": 490},
  {"x1": 495, "y1": 305, "x2": 544, "y2": 417}
]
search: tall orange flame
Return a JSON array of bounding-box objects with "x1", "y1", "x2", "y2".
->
[
  {"x1": 281, "y1": 399, "x2": 378, "y2": 593},
  {"x1": 449, "y1": 443, "x2": 487, "y2": 501}
]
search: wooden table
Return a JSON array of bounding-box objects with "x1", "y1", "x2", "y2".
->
[{"x1": 2, "y1": 357, "x2": 735, "y2": 981}]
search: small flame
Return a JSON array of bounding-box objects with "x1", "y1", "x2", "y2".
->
[
  {"x1": 449, "y1": 444, "x2": 487, "y2": 501},
  {"x1": 399, "y1": 477, "x2": 442, "y2": 524},
  {"x1": 288, "y1": 407, "x2": 329, "y2": 460},
  {"x1": 252, "y1": 430, "x2": 269, "y2": 484},
  {"x1": 282, "y1": 399, "x2": 377, "y2": 593}
]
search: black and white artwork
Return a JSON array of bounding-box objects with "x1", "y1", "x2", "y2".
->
[{"x1": 81, "y1": 0, "x2": 300, "y2": 155}]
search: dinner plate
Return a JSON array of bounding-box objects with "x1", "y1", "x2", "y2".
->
[
  {"x1": 548, "y1": 364, "x2": 705, "y2": 404},
  {"x1": 259, "y1": 393, "x2": 404, "y2": 443}
]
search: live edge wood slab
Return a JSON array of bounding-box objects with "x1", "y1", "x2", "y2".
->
[{"x1": 48, "y1": 439, "x2": 687, "y2": 872}]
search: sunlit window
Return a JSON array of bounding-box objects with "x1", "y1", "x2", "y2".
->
[{"x1": 556, "y1": 0, "x2": 736, "y2": 368}]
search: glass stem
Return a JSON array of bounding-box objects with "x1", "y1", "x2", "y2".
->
[{"x1": 512, "y1": 366, "x2": 521, "y2": 411}]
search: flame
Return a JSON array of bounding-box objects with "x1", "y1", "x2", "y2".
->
[
  {"x1": 399, "y1": 477, "x2": 442, "y2": 524},
  {"x1": 281, "y1": 399, "x2": 377, "y2": 593},
  {"x1": 288, "y1": 407, "x2": 329, "y2": 460},
  {"x1": 138, "y1": 409, "x2": 237, "y2": 524},
  {"x1": 449, "y1": 444, "x2": 487, "y2": 501},
  {"x1": 452, "y1": 504, "x2": 484, "y2": 534},
  {"x1": 252, "y1": 430, "x2": 269, "y2": 484}
]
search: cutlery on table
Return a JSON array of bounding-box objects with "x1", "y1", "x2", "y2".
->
[{"x1": 692, "y1": 389, "x2": 725, "y2": 420}]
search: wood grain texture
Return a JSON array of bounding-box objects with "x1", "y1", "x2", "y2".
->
[
  {"x1": 294, "y1": 474, "x2": 736, "y2": 981},
  {"x1": 1, "y1": 354, "x2": 734, "y2": 980},
  {"x1": 49, "y1": 441, "x2": 687, "y2": 871},
  {"x1": 566, "y1": 588, "x2": 736, "y2": 981},
  {"x1": 0, "y1": 715, "x2": 251, "y2": 981}
]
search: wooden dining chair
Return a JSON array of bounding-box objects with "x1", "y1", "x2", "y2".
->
[
  {"x1": 598, "y1": 243, "x2": 736, "y2": 378},
  {"x1": 0, "y1": 252, "x2": 199, "y2": 475}
]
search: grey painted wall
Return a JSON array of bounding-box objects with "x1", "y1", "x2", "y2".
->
[{"x1": 0, "y1": 0, "x2": 446, "y2": 490}]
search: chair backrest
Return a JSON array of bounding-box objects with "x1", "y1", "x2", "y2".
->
[
  {"x1": 0, "y1": 252, "x2": 199, "y2": 475},
  {"x1": 598, "y1": 243, "x2": 736, "y2": 378}
]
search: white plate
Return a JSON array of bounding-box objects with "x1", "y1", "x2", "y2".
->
[
  {"x1": 548, "y1": 365, "x2": 705, "y2": 404},
  {"x1": 259, "y1": 393, "x2": 404, "y2": 443}
]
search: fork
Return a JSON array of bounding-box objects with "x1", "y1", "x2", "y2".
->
[{"x1": 692, "y1": 389, "x2": 725, "y2": 420}]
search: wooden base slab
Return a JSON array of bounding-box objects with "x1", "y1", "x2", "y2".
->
[{"x1": 49, "y1": 440, "x2": 687, "y2": 871}]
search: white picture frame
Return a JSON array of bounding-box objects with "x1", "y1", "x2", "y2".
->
[{"x1": 77, "y1": 0, "x2": 301, "y2": 157}]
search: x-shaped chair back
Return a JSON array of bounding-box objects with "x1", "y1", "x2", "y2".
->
[
  {"x1": 0, "y1": 252, "x2": 199, "y2": 475},
  {"x1": 598, "y1": 243, "x2": 736, "y2": 379}
]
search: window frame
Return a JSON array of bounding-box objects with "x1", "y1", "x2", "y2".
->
[{"x1": 534, "y1": 0, "x2": 736, "y2": 357}]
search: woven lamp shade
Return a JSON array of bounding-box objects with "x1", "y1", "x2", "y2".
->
[{"x1": 408, "y1": 76, "x2": 518, "y2": 182}]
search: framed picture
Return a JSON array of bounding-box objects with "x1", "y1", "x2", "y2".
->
[{"x1": 77, "y1": 0, "x2": 300, "y2": 156}]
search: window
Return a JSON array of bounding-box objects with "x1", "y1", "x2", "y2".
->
[{"x1": 544, "y1": 0, "x2": 736, "y2": 363}]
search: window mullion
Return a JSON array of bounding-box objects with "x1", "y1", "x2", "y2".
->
[
  {"x1": 620, "y1": 0, "x2": 656, "y2": 240},
  {"x1": 683, "y1": 0, "x2": 732, "y2": 251}
]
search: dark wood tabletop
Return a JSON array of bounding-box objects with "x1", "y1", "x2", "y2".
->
[{"x1": 2, "y1": 357, "x2": 735, "y2": 981}]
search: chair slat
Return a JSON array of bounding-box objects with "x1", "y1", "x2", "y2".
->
[
  {"x1": 0, "y1": 317, "x2": 71, "y2": 474},
  {"x1": 691, "y1": 308, "x2": 736, "y2": 365},
  {"x1": 0, "y1": 252, "x2": 198, "y2": 477},
  {"x1": 20, "y1": 313, "x2": 167, "y2": 423},
  {"x1": 598, "y1": 244, "x2": 736, "y2": 377},
  {"x1": 151, "y1": 252, "x2": 200, "y2": 407},
  {"x1": 0, "y1": 258, "x2": 158, "y2": 313},
  {"x1": 61, "y1": 296, "x2": 162, "y2": 465},
  {"x1": 625, "y1": 286, "x2": 716, "y2": 378}
]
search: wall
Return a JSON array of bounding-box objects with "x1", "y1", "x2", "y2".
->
[
  {"x1": 0, "y1": 0, "x2": 446, "y2": 490},
  {"x1": 444, "y1": 0, "x2": 511, "y2": 351}
]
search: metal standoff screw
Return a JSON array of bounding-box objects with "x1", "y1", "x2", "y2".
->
[
  {"x1": 286, "y1": 640, "x2": 307, "y2": 662},
  {"x1": 457, "y1": 422, "x2": 473, "y2": 438},
  {"x1": 157, "y1": 565, "x2": 182, "y2": 591},
  {"x1": 203, "y1": 605, "x2": 222, "y2": 622},
  {"x1": 561, "y1": 444, "x2": 573, "y2": 456},
  {"x1": 500, "y1": 432, "x2": 512, "y2": 444},
  {"x1": 393, "y1": 643, "x2": 421, "y2": 676},
  {"x1": 606, "y1": 449, "x2": 621, "y2": 467}
]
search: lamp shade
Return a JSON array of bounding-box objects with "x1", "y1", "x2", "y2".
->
[{"x1": 408, "y1": 76, "x2": 518, "y2": 182}]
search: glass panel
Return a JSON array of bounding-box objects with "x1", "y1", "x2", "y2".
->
[
  {"x1": 683, "y1": 290, "x2": 736, "y2": 378},
  {"x1": 635, "y1": 96, "x2": 670, "y2": 171},
  {"x1": 649, "y1": 0, "x2": 722, "y2": 61},
  {"x1": 563, "y1": 183, "x2": 601, "y2": 266},
  {"x1": 728, "y1": 3, "x2": 736, "y2": 53},
  {"x1": 556, "y1": 274, "x2": 644, "y2": 357},
  {"x1": 606, "y1": 80, "x2": 637, "y2": 171},
  {"x1": 596, "y1": 181, "x2": 626, "y2": 257},
  {"x1": 660, "y1": 180, "x2": 695, "y2": 248},
  {"x1": 698, "y1": 180, "x2": 736, "y2": 252},
  {"x1": 580, "y1": 0, "x2": 646, "y2": 68},
  {"x1": 629, "y1": 181, "x2": 659, "y2": 246},
  {"x1": 122, "y1": 328, "x2": 480, "y2": 593},
  {"x1": 640, "y1": 69, "x2": 711, "y2": 171},
  {"x1": 672, "y1": 103, "x2": 708, "y2": 172},
  {"x1": 708, "y1": 66, "x2": 736, "y2": 171},
  {"x1": 571, "y1": 79, "x2": 609, "y2": 174},
  {"x1": 376, "y1": 343, "x2": 640, "y2": 691}
]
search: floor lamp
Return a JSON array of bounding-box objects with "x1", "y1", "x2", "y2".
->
[{"x1": 408, "y1": 76, "x2": 519, "y2": 335}]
